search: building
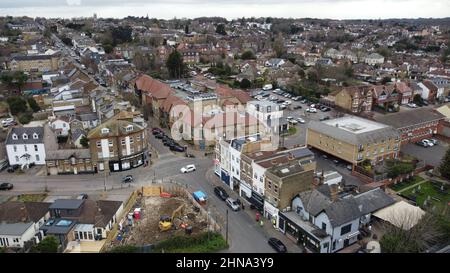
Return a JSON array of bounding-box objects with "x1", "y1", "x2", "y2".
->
[
  {"x1": 6, "y1": 127, "x2": 46, "y2": 167},
  {"x1": 10, "y1": 54, "x2": 59, "y2": 72},
  {"x1": 87, "y1": 119, "x2": 148, "y2": 173},
  {"x1": 364, "y1": 53, "x2": 384, "y2": 65},
  {"x1": 0, "y1": 201, "x2": 51, "y2": 248},
  {"x1": 49, "y1": 117, "x2": 71, "y2": 136},
  {"x1": 264, "y1": 156, "x2": 316, "y2": 226},
  {"x1": 307, "y1": 115, "x2": 400, "y2": 166},
  {"x1": 330, "y1": 85, "x2": 373, "y2": 113},
  {"x1": 374, "y1": 108, "x2": 445, "y2": 145},
  {"x1": 246, "y1": 100, "x2": 288, "y2": 135},
  {"x1": 41, "y1": 199, "x2": 123, "y2": 251},
  {"x1": 45, "y1": 149, "x2": 94, "y2": 175},
  {"x1": 278, "y1": 186, "x2": 395, "y2": 253},
  {"x1": 418, "y1": 80, "x2": 439, "y2": 103}
]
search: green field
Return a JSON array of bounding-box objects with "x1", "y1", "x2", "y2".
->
[
  {"x1": 390, "y1": 176, "x2": 424, "y2": 192},
  {"x1": 16, "y1": 194, "x2": 47, "y2": 202}
]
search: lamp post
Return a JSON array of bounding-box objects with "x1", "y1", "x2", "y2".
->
[{"x1": 226, "y1": 209, "x2": 229, "y2": 245}]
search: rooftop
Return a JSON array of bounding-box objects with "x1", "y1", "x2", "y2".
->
[
  {"x1": 322, "y1": 116, "x2": 387, "y2": 134},
  {"x1": 49, "y1": 199, "x2": 84, "y2": 210}
]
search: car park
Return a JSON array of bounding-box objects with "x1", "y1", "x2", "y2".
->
[
  {"x1": 180, "y1": 164, "x2": 196, "y2": 173},
  {"x1": 268, "y1": 238, "x2": 287, "y2": 253},
  {"x1": 0, "y1": 183, "x2": 13, "y2": 191},
  {"x1": 122, "y1": 175, "x2": 134, "y2": 183},
  {"x1": 226, "y1": 198, "x2": 240, "y2": 211},
  {"x1": 214, "y1": 186, "x2": 229, "y2": 201}
]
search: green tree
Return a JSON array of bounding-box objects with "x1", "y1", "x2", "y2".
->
[
  {"x1": 215, "y1": 24, "x2": 227, "y2": 35},
  {"x1": 166, "y1": 50, "x2": 184, "y2": 79},
  {"x1": 103, "y1": 44, "x2": 113, "y2": 54},
  {"x1": 240, "y1": 50, "x2": 256, "y2": 60},
  {"x1": 80, "y1": 135, "x2": 89, "y2": 148},
  {"x1": 32, "y1": 236, "x2": 59, "y2": 253},
  {"x1": 239, "y1": 78, "x2": 252, "y2": 89},
  {"x1": 13, "y1": 71, "x2": 28, "y2": 92},
  {"x1": 27, "y1": 97, "x2": 40, "y2": 112},
  {"x1": 7, "y1": 96, "x2": 28, "y2": 115},
  {"x1": 439, "y1": 148, "x2": 450, "y2": 180}
]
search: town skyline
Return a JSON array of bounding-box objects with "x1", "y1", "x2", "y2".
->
[{"x1": 0, "y1": 0, "x2": 449, "y2": 20}]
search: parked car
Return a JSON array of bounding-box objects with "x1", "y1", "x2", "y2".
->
[
  {"x1": 180, "y1": 164, "x2": 196, "y2": 173},
  {"x1": 268, "y1": 238, "x2": 287, "y2": 253},
  {"x1": 319, "y1": 116, "x2": 330, "y2": 121},
  {"x1": 1, "y1": 118, "x2": 15, "y2": 127},
  {"x1": 422, "y1": 139, "x2": 434, "y2": 147},
  {"x1": 214, "y1": 186, "x2": 229, "y2": 201},
  {"x1": 306, "y1": 108, "x2": 317, "y2": 113},
  {"x1": 226, "y1": 198, "x2": 240, "y2": 211},
  {"x1": 296, "y1": 118, "x2": 305, "y2": 124},
  {"x1": 346, "y1": 165, "x2": 353, "y2": 171},
  {"x1": 122, "y1": 175, "x2": 134, "y2": 183},
  {"x1": 170, "y1": 145, "x2": 185, "y2": 152},
  {"x1": 428, "y1": 138, "x2": 438, "y2": 145},
  {"x1": 293, "y1": 105, "x2": 302, "y2": 110},
  {"x1": 416, "y1": 140, "x2": 428, "y2": 147},
  {"x1": 288, "y1": 119, "x2": 298, "y2": 125},
  {"x1": 0, "y1": 183, "x2": 13, "y2": 191},
  {"x1": 7, "y1": 165, "x2": 19, "y2": 173}
]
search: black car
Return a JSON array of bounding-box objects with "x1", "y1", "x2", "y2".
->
[
  {"x1": 0, "y1": 183, "x2": 13, "y2": 191},
  {"x1": 7, "y1": 165, "x2": 19, "y2": 173},
  {"x1": 319, "y1": 116, "x2": 330, "y2": 121},
  {"x1": 170, "y1": 145, "x2": 185, "y2": 152},
  {"x1": 268, "y1": 238, "x2": 287, "y2": 253},
  {"x1": 154, "y1": 132, "x2": 165, "y2": 139},
  {"x1": 293, "y1": 105, "x2": 302, "y2": 109},
  {"x1": 214, "y1": 186, "x2": 229, "y2": 201}
]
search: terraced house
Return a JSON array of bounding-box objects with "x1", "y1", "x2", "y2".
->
[
  {"x1": 87, "y1": 118, "x2": 148, "y2": 173},
  {"x1": 307, "y1": 115, "x2": 400, "y2": 166},
  {"x1": 10, "y1": 54, "x2": 59, "y2": 72}
]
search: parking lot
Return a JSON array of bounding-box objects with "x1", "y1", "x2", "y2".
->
[
  {"x1": 251, "y1": 89, "x2": 340, "y2": 148},
  {"x1": 400, "y1": 142, "x2": 448, "y2": 168}
]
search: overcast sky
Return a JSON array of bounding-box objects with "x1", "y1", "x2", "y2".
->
[{"x1": 0, "y1": 0, "x2": 448, "y2": 19}]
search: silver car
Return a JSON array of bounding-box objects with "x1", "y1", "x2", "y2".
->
[{"x1": 226, "y1": 198, "x2": 240, "y2": 211}]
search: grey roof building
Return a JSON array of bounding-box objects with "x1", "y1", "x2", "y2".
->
[{"x1": 6, "y1": 127, "x2": 44, "y2": 145}]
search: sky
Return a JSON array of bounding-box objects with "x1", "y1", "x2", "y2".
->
[{"x1": 0, "y1": 0, "x2": 449, "y2": 20}]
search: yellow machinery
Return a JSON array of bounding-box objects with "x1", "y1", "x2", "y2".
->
[{"x1": 158, "y1": 204, "x2": 186, "y2": 231}]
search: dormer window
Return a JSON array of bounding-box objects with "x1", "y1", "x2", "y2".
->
[
  {"x1": 12, "y1": 134, "x2": 18, "y2": 140},
  {"x1": 125, "y1": 125, "x2": 133, "y2": 132},
  {"x1": 23, "y1": 134, "x2": 28, "y2": 140},
  {"x1": 101, "y1": 128, "x2": 110, "y2": 134},
  {"x1": 33, "y1": 133, "x2": 38, "y2": 139}
]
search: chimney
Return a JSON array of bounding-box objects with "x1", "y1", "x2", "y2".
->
[{"x1": 330, "y1": 184, "x2": 339, "y2": 201}]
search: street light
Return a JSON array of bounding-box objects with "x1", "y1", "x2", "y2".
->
[{"x1": 226, "y1": 209, "x2": 229, "y2": 245}]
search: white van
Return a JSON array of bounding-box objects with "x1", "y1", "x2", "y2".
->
[{"x1": 262, "y1": 84, "x2": 273, "y2": 91}]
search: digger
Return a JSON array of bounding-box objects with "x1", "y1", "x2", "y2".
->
[{"x1": 158, "y1": 203, "x2": 186, "y2": 231}]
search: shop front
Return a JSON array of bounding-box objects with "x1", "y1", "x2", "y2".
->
[{"x1": 249, "y1": 191, "x2": 264, "y2": 213}]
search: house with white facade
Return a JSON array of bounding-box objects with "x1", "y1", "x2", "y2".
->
[
  {"x1": 0, "y1": 201, "x2": 51, "y2": 249},
  {"x1": 364, "y1": 53, "x2": 385, "y2": 65},
  {"x1": 49, "y1": 117, "x2": 71, "y2": 136},
  {"x1": 6, "y1": 127, "x2": 46, "y2": 167},
  {"x1": 246, "y1": 100, "x2": 287, "y2": 135},
  {"x1": 278, "y1": 186, "x2": 395, "y2": 253}
]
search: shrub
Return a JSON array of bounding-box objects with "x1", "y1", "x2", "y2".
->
[
  {"x1": 152, "y1": 232, "x2": 228, "y2": 253},
  {"x1": 18, "y1": 112, "x2": 33, "y2": 124}
]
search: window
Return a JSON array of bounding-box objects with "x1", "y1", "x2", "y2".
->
[
  {"x1": 322, "y1": 223, "x2": 327, "y2": 230},
  {"x1": 129, "y1": 137, "x2": 134, "y2": 144},
  {"x1": 108, "y1": 140, "x2": 113, "y2": 147},
  {"x1": 24, "y1": 145, "x2": 27, "y2": 152},
  {"x1": 340, "y1": 223, "x2": 352, "y2": 236},
  {"x1": 23, "y1": 134, "x2": 28, "y2": 140},
  {"x1": 121, "y1": 139, "x2": 126, "y2": 145},
  {"x1": 136, "y1": 135, "x2": 141, "y2": 141},
  {"x1": 34, "y1": 145, "x2": 38, "y2": 152},
  {"x1": 12, "y1": 134, "x2": 18, "y2": 140},
  {"x1": 36, "y1": 155, "x2": 40, "y2": 161},
  {"x1": 96, "y1": 141, "x2": 101, "y2": 148},
  {"x1": 101, "y1": 128, "x2": 110, "y2": 134},
  {"x1": 13, "y1": 145, "x2": 17, "y2": 152}
]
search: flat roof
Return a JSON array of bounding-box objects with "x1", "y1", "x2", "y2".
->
[
  {"x1": 0, "y1": 222, "x2": 33, "y2": 236},
  {"x1": 49, "y1": 199, "x2": 84, "y2": 210},
  {"x1": 322, "y1": 116, "x2": 387, "y2": 134}
]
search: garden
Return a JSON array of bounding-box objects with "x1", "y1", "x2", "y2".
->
[
  {"x1": 401, "y1": 180, "x2": 449, "y2": 212},
  {"x1": 390, "y1": 176, "x2": 425, "y2": 192}
]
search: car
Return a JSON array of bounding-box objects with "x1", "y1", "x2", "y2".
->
[
  {"x1": 0, "y1": 183, "x2": 13, "y2": 191},
  {"x1": 293, "y1": 105, "x2": 302, "y2": 110},
  {"x1": 154, "y1": 132, "x2": 165, "y2": 139},
  {"x1": 296, "y1": 118, "x2": 305, "y2": 124},
  {"x1": 288, "y1": 119, "x2": 298, "y2": 125},
  {"x1": 332, "y1": 159, "x2": 340, "y2": 165},
  {"x1": 180, "y1": 164, "x2": 196, "y2": 173},
  {"x1": 416, "y1": 140, "x2": 428, "y2": 147},
  {"x1": 185, "y1": 153, "x2": 196, "y2": 158},
  {"x1": 319, "y1": 116, "x2": 330, "y2": 121},
  {"x1": 7, "y1": 165, "x2": 19, "y2": 173},
  {"x1": 422, "y1": 139, "x2": 434, "y2": 147},
  {"x1": 320, "y1": 106, "x2": 331, "y2": 112},
  {"x1": 346, "y1": 165, "x2": 353, "y2": 171},
  {"x1": 170, "y1": 145, "x2": 186, "y2": 152},
  {"x1": 301, "y1": 99, "x2": 308, "y2": 104},
  {"x1": 268, "y1": 238, "x2": 287, "y2": 253},
  {"x1": 214, "y1": 186, "x2": 229, "y2": 201},
  {"x1": 226, "y1": 198, "x2": 240, "y2": 211},
  {"x1": 306, "y1": 108, "x2": 317, "y2": 113},
  {"x1": 122, "y1": 175, "x2": 134, "y2": 183},
  {"x1": 284, "y1": 100, "x2": 292, "y2": 105},
  {"x1": 286, "y1": 116, "x2": 293, "y2": 120},
  {"x1": 310, "y1": 104, "x2": 316, "y2": 108},
  {"x1": 1, "y1": 118, "x2": 14, "y2": 127},
  {"x1": 428, "y1": 138, "x2": 438, "y2": 145},
  {"x1": 407, "y1": 103, "x2": 418, "y2": 108}
]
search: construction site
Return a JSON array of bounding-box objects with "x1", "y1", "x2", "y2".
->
[{"x1": 105, "y1": 184, "x2": 221, "y2": 250}]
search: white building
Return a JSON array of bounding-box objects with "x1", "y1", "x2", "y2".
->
[
  {"x1": 364, "y1": 53, "x2": 385, "y2": 65},
  {"x1": 246, "y1": 100, "x2": 286, "y2": 135},
  {"x1": 6, "y1": 127, "x2": 46, "y2": 167},
  {"x1": 49, "y1": 117, "x2": 70, "y2": 136}
]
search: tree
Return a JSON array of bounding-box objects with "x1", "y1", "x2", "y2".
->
[
  {"x1": 239, "y1": 78, "x2": 252, "y2": 89},
  {"x1": 7, "y1": 96, "x2": 28, "y2": 115},
  {"x1": 380, "y1": 212, "x2": 442, "y2": 253},
  {"x1": 166, "y1": 50, "x2": 184, "y2": 79},
  {"x1": 103, "y1": 44, "x2": 113, "y2": 54},
  {"x1": 386, "y1": 160, "x2": 414, "y2": 178},
  {"x1": 32, "y1": 236, "x2": 59, "y2": 253},
  {"x1": 111, "y1": 26, "x2": 133, "y2": 46},
  {"x1": 80, "y1": 135, "x2": 89, "y2": 148},
  {"x1": 240, "y1": 50, "x2": 256, "y2": 60},
  {"x1": 27, "y1": 97, "x2": 40, "y2": 112},
  {"x1": 215, "y1": 24, "x2": 227, "y2": 35},
  {"x1": 439, "y1": 148, "x2": 450, "y2": 180},
  {"x1": 184, "y1": 24, "x2": 189, "y2": 34}
]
